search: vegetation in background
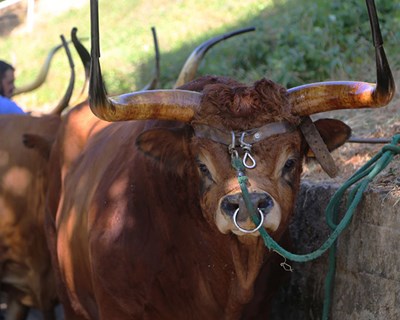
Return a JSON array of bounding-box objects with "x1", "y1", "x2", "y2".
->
[{"x1": 0, "y1": 0, "x2": 399, "y2": 111}]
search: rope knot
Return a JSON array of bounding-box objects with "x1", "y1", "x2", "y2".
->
[
  {"x1": 231, "y1": 157, "x2": 246, "y2": 172},
  {"x1": 382, "y1": 144, "x2": 400, "y2": 155}
]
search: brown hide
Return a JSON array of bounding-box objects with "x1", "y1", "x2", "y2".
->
[
  {"x1": 48, "y1": 76, "x2": 349, "y2": 319},
  {"x1": 44, "y1": 101, "x2": 111, "y2": 319},
  {"x1": 46, "y1": 100, "x2": 109, "y2": 222},
  {"x1": 0, "y1": 114, "x2": 60, "y2": 316}
]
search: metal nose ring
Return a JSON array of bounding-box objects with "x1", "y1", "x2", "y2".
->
[{"x1": 233, "y1": 208, "x2": 264, "y2": 234}]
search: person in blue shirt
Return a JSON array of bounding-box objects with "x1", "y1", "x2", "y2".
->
[{"x1": 0, "y1": 60, "x2": 25, "y2": 114}]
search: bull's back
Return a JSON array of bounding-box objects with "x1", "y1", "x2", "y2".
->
[
  {"x1": 54, "y1": 120, "x2": 148, "y2": 318},
  {"x1": 53, "y1": 119, "x2": 245, "y2": 319},
  {"x1": 46, "y1": 101, "x2": 110, "y2": 221}
]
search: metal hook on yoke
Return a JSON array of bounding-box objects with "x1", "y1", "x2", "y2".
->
[
  {"x1": 233, "y1": 208, "x2": 264, "y2": 233},
  {"x1": 240, "y1": 132, "x2": 256, "y2": 169},
  {"x1": 229, "y1": 131, "x2": 256, "y2": 168},
  {"x1": 229, "y1": 131, "x2": 239, "y2": 159},
  {"x1": 243, "y1": 152, "x2": 256, "y2": 169}
]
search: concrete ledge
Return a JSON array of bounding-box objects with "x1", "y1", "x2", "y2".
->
[{"x1": 270, "y1": 181, "x2": 400, "y2": 319}]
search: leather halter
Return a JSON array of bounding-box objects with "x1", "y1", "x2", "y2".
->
[
  {"x1": 193, "y1": 121, "x2": 295, "y2": 147},
  {"x1": 193, "y1": 120, "x2": 338, "y2": 177},
  {"x1": 299, "y1": 116, "x2": 338, "y2": 178}
]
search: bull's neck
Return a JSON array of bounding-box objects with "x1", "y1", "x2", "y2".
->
[{"x1": 224, "y1": 235, "x2": 265, "y2": 318}]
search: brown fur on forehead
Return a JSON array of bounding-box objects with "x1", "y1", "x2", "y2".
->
[
  {"x1": 189, "y1": 77, "x2": 299, "y2": 130},
  {"x1": 191, "y1": 135, "x2": 231, "y2": 163},
  {"x1": 253, "y1": 131, "x2": 304, "y2": 162},
  {"x1": 179, "y1": 75, "x2": 243, "y2": 92}
]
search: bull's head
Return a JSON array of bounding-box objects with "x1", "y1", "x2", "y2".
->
[{"x1": 88, "y1": 0, "x2": 394, "y2": 238}]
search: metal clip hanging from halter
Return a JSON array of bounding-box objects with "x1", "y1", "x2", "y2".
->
[{"x1": 228, "y1": 131, "x2": 257, "y2": 169}]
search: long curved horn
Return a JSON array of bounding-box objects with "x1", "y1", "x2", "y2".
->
[
  {"x1": 141, "y1": 27, "x2": 161, "y2": 91},
  {"x1": 49, "y1": 35, "x2": 75, "y2": 115},
  {"x1": 13, "y1": 43, "x2": 67, "y2": 96},
  {"x1": 72, "y1": 27, "x2": 91, "y2": 79},
  {"x1": 173, "y1": 27, "x2": 255, "y2": 88},
  {"x1": 288, "y1": 0, "x2": 395, "y2": 116},
  {"x1": 89, "y1": 0, "x2": 201, "y2": 122},
  {"x1": 71, "y1": 27, "x2": 91, "y2": 102}
]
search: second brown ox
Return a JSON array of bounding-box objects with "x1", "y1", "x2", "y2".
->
[
  {"x1": 46, "y1": 0, "x2": 395, "y2": 319},
  {"x1": 0, "y1": 34, "x2": 76, "y2": 320}
]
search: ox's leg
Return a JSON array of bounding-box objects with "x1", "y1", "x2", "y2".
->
[
  {"x1": 41, "y1": 308, "x2": 56, "y2": 320},
  {"x1": 241, "y1": 231, "x2": 293, "y2": 319},
  {"x1": 4, "y1": 300, "x2": 29, "y2": 320},
  {"x1": 44, "y1": 216, "x2": 85, "y2": 320}
]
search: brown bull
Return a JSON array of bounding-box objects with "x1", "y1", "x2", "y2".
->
[
  {"x1": 0, "y1": 35, "x2": 75, "y2": 320},
  {"x1": 42, "y1": 23, "x2": 254, "y2": 320},
  {"x1": 45, "y1": 0, "x2": 395, "y2": 319}
]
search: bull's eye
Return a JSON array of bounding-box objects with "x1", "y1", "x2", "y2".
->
[
  {"x1": 281, "y1": 157, "x2": 298, "y2": 187},
  {"x1": 283, "y1": 158, "x2": 296, "y2": 173},
  {"x1": 197, "y1": 162, "x2": 213, "y2": 180},
  {"x1": 196, "y1": 160, "x2": 214, "y2": 195}
]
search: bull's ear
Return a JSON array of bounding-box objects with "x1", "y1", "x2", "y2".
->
[
  {"x1": 22, "y1": 133, "x2": 54, "y2": 160},
  {"x1": 306, "y1": 118, "x2": 351, "y2": 158},
  {"x1": 136, "y1": 127, "x2": 192, "y2": 176}
]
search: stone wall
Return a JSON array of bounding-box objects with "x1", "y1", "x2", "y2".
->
[{"x1": 270, "y1": 181, "x2": 400, "y2": 319}]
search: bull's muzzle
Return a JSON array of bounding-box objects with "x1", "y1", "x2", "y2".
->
[{"x1": 220, "y1": 192, "x2": 274, "y2": 233}]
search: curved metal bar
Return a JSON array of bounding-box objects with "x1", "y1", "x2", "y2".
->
[
  {"x1": 174, "y1": 27, "x2": 255, "y2": 88},
  {"x1": 49, "y1": 34, "x2": 76, "y2": 115},
  {"x1": 347, "y1": 136, "x2": 391, "y2": 144},
  {"x1": 89, "y1": 0, "x2": 201, "y2": 122},
  {"x1": 288, "y1": 0, "x2": 395, "y2": 116},
  {"x1": 233, "y1": 208, "x2": 264, "y2": 234}
]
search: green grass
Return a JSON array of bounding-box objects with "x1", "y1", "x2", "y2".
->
[{"x1": 1, "y1": 0, "x2": 399, "y2": 112}]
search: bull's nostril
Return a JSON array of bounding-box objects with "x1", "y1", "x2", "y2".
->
[
  {"x1": 258, "y1": 197, "x2": 273, "y2": 212},
  {"x1": 221, "y1": 197, "x2": 239, "y2": 217},
  {"x1": 221, "y1": 193, "x2": 273, "y2": 217}
]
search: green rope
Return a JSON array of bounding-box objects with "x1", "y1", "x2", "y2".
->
[
  {"x1": 321, "y1": 134, "x2": 400, "y2": 320},
  {"x1": 231, "y1": 134, "x2": 400, "y2": 319},
  {"x1": 232, "y1": 159, "x2": 355, "y2": 262}
]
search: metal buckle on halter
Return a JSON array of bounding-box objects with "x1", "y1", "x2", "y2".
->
[
  {"x1": 228, "y1": 131, "x2": 257, "y2": 169},
  {"x1": 193, "y1": 121, "x2": 295, "y2": 170},
  {"x1": 228, "y1": 131, "x2": 239, "y2": 159},
  {"x1": 240, "y1": 132, "x2": 256, "y2": 169}
]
